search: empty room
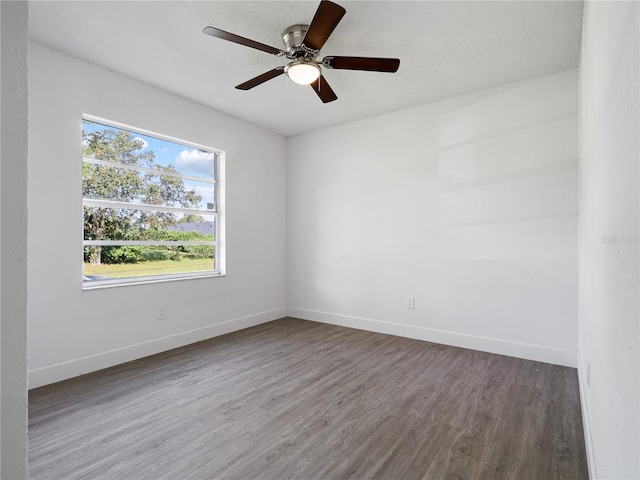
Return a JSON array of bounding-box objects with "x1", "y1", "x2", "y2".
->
[{"x1": 0, "y1": 0, "x2": 638, "y2": 479}]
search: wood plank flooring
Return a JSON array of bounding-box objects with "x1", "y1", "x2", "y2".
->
[{"x1": 29, "y1": 317, "x2": 588, "y2": 479}]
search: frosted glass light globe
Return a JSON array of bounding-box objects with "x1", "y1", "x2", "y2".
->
[{"x1": 285, "y1": 62, "x2": 321, "y2": 85}]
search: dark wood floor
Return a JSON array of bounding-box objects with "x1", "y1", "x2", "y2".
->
[{"x1": 29, "y1": 317, "x2": 588, "y2": 479}]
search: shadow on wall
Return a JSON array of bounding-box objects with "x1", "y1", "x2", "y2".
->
[{"x1": 437, "y1": 74, "x2": 579, "y2": 262}]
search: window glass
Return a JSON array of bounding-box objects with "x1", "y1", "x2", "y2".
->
[{"x1": 82, "y1": 117, "x2": 222, "y2": 287}]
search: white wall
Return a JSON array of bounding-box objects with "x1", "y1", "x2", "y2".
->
[
  {"x1": 28, "y1": 43, "x2": 288, "y2": 388},
  {"x1": 578, "y1": 2, "x2": 639, "y2": 478},
  {"x1": 0, "y1": 1, "x2": 29, "y2": 477},
  {"x1": 288, "y1": 69, "x2": 579, "y2": 367}
]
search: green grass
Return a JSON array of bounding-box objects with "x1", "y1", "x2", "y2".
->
[{"x1": 84, "y1": 258, "x2": 214, "y2": 278}]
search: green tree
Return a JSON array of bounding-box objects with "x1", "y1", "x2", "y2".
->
[
  {"x1": 83, "y1": 128, "x2": 202, "y2": 265},
  {"x1": 177, "y1": 214, "x2": 205, "y2": 224}
]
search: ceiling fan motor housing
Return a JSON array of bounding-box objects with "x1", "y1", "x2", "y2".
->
[{"x1": 282, "y1": 24, "x2": 315, "y2": 58}]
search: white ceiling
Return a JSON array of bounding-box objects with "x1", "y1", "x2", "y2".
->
[{"x1": 29, "y1": 1, "x2": 584, "y2": 137}]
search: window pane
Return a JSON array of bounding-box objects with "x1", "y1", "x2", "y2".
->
[
  {"x1": 83, "y1": 208, "x2": 216, "y2": 241},
  {"x1": 83, "y1": 165, "x2": 215, "y2": 211},
  {"x1": 83, "y1": 120, "x2": 215, "y2": 181},
  {"x1": 83, "y1": 208, "x2": 216, "y2": 281},
  {"x1": 83, "y1": 245, "x2": 215, "y2": 282}
]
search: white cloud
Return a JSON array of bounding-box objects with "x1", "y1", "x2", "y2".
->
[
  {"x1": 176, "y1": 149, "x2": 215, "y2": 177},
  {"x1": 191, "y1": 185, "x2": 216, "y2": 210},
  {"x1": 134, "y1": 137, "x2": 149, "y2": 149}
]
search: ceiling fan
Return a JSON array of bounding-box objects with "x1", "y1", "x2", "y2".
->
[{"x1": 202, "y1": 0, "x2": 400, "y2": 103}]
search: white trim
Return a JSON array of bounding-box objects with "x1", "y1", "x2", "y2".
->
[
  {"x1": 214, "y1": 152, "x2": 225, "y2": 275},
  {"x1": 28, "y1": 307, "x2": 287, "y2": 389},
  {"x1": 577, "y1": 350, "x2": 597, "y2": 479},
  {"x1": 83, "y1": 157, "x2": 216, "y2": 185},
  {"x1": 83, "y1": 240, "x2": 214, "y2": 246},
  {"x1": 83, "y1": 198, "x2": 215, "y2": 216},
  {"x1": 287, "y1": 307, "x2": 578, "y2": 368},
  {"x1": 82, "y1": 270, "x2": 221, "y2": 290}
]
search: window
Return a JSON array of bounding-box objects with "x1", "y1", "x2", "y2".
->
[{"x1": 82, "y1": 116, "x2": 223, "y2": 288}]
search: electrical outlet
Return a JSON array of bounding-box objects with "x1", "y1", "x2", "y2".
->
[
  {"x1": 406, "y1": 296, "x2": 415, "y2": 309},
  {"x1": 587, "y1": 362, "x2": 591, "y2": 388},
  {"x1": 156, "y1": 304, "x2": 167, "y2": 320}
]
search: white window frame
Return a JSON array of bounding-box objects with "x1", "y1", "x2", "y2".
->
[{"x1": 82, "y1": 114, "x2": 225, "y2": 289}]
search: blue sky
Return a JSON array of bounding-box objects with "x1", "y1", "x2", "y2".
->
[{"x1": 83, "y1": 119, "x2": 216, "y2": 211}]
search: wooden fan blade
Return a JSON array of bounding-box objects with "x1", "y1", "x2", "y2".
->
[
  {"x1": 303, "y1": 1, "x2": 346, "y2": 51},
  {"x1": 323, "y1": 56, "x2": 400, "y2": 72},
  {"x1": 203, "y1": 26, "x2": 285, "y2": 56},
  {"x1": 236, "y1": 67, "x2": 285, "y2": 90},
  {"x1": 310, "y1": 75, "x2": 338, "y2": 103}
]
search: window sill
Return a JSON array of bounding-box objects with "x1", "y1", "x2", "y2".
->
[{"x1": 82, "y1": 271, "x2": 225, "y2": 291}]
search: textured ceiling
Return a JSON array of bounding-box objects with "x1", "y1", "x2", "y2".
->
[{"x1": 29, "y1": 1, "x2": 584, "y2": 137}]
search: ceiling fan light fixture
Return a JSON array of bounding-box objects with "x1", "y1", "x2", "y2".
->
[{"x1": 285, "y1": 61, "x2": 321, "y2": 85}]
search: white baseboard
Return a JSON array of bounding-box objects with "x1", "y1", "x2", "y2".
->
[
  {"x1": 28, "y1": 307, "x2": 287, "y2": 389},
  {"x1": 287, "y1": 307, "x2": 578, "y2": 368},
  {"x1": 576, "y1": 350, "x2": 597, "y2": 479}
]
